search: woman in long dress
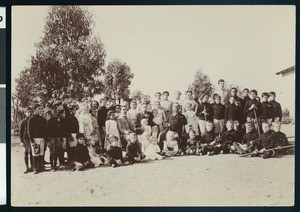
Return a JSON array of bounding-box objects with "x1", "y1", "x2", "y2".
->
[{"x1": 77, "y1": 104, "x2": 93, "y2": 137}]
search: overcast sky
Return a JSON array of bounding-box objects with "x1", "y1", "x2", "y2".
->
[{"x1": 12, "y1": 6, "x2": 295, "y2": 103}]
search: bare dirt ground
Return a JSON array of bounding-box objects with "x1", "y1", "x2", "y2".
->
[{"x1": 11, "y1": 124, "x2": 295, "y2": 206}]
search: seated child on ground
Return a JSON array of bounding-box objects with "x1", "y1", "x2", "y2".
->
[
  {"x1": 144, "y1": 137, "x2": 163, "y2": 160},
  {"x1": 234, "y1": 121, "x2": 260, "y2": 154},
  {"x1": 219, "y1": 120, "x2": 237, "y2": 154},
  {"x1": 126, "y1": 132, "x2": 146, "y2": 164},
  {"x1": 87, "y1": 133, "x2": 108, "y2": 167},
  {"x1": 106, "y1": 136, "x2": 129, "y2": 168},
  {"x1": 271, "y1": 121, "x2": 290, "y2": 154},
  {"x1": 233, "y1": 120, "x2": 245, "y2": 143},
  {"x1": 258, "y1": 122, "x2": 276, "y2": 159},
  {"x1": 200, "y1": 121, "x2": 218, "y2": 155},
  {"x1": 162, "y1": 131, "x2": 180, "y2": 157},
  {"x1": 181, "y1": 125, "x2": 194, "y2": 152},
  {"x1": 185, "y1": 130, "x2": 199, "y2": 155},
  {"x1": 74, "y1": 133, "x2": 93, "y2": 171}
]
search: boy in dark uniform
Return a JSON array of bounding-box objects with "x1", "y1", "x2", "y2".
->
[
  {"x1": 260, "y1": 92, "x2": 273, "y2": 124},
  {"x1": 106, "y1": 136, "x2": 129, "y2": 168},
  {"x1": 244, "y1": 89, "x2": 262, "y2": 130},
  {"x1": 269, "y1": 91, "x2": 282, "y2": 122},
  {"x1": 234, "y1": 121, "x2": 259, "y2": 154},
  {"x1": 19, "y1": 108, "x2": 33, "y2": 173},
  {"x1": 126, "y1": 132, "x2": 146, "y2": 164},
  {"x1": 196, "y1": 94, "x2": 213, "y2": 135},
  {"x1": 218, "y1": 120, "x2": 237, "y2": 154},
  {"x1": 74, "y1": 133, "x2": 93, "y2": 171},
  {"x1": 200, "y1": 121, "x2": 217, "y2": 155},
  {"x1": 27, "y1": 104, "x2": 47, "y2": 174},
  {"x1": 66, "y1": 104, "x2": 79, "y2": 165},
  {"x1": 46, "y1": 109, "x2": 68, "y2": 170},
  {"x1": 272, "y1": 122, "x2": 290, "y2": 154},
  {"x1": 169, "y1": 102, "x2": 187, "y2": 151},
  {"x1": 258, "y1": 122, "x2": 276, "y2": 159},
  {"x1": 212, "y1": 95, "x2": 225, "y2": 137},
  {"x1": 225, "y1": 97, "x2": 242, "y2": 123}
]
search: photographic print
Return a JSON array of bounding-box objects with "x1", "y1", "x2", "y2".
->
[{"x1": 11, "y1": 5, "x2": 295, "y2": 206}]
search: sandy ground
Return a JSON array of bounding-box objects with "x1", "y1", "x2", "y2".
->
[{"x1": 11, "y1": 124, "x2": 295, "y2": 207}]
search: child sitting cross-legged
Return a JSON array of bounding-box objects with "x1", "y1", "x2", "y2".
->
[
  {"x1": 73, "y1": 133, "x2": 94, "y2": 171},
  {"x1": 233, "y1": 121, "x2": 260, "y2": 155},
  {"x1": 106, "y1": 136, "x2": 129, "y2": 168},
  {"x1": 200, "y1": 121, "x2": 217, "y2": 156},
  {"x1": 162, "y1": 131, "x2": 181, "y2": 157},
  {"x1": 258, "y1": 122, "x2": 276, "y2": 159},
  {"x1": 87, "y1": 133, "x2": 108, "y2": 167},
  {"x1": 218, "y1": 120, "x2": 237, "y2": 154},
  {"x1": 144, "y1": 136, "x2": 164, "y2": 160},
  {"x1": 185, "y1": 130, "x2": 200, "y2": 155},
  {"x1": 126, "y1": 132, "x2": 146, "y2": 164}
]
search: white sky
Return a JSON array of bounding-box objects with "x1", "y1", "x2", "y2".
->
[{"x1": 12, "y1": 6, "x2": 295, "y2": 104}]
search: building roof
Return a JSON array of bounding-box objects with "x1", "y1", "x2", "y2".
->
[{"x1": 276, "y1": 66, "x2": 295, "y2": 75}]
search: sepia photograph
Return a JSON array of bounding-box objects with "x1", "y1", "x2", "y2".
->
[{"x1": 11, "y1": 5, "x2": 295, "y2": 206}]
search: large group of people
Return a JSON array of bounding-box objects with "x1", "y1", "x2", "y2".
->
[{"x1": 18, "y1": 79, "x2": 290, "y2": 174}]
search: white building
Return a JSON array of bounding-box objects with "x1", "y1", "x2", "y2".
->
[{"x1": 275, "y1": 66, "x2": 295, "y2": 118}]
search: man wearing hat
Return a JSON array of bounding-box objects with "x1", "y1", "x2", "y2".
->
[
  {"x1": 19, "y1": 107, "x2": 34, "y2": 174},
  {"x1": 27, "y1": 103, "x2": 47, "y2": 174}
]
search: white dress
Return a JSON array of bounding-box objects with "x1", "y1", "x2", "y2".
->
[
  {"x1": 184, "y1": 110, "x2": 199, "y2": 135},
  {"x1": 145, "y1": 143, "x2": 163, "y2": 160},
  {"x1": 105, "y1": 119, "x2": 121, "y2": 148},
  {"x1": 78, "y1": 113, "x2": 93, "y2": 137}
]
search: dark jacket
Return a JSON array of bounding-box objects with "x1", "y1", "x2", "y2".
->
[
  {"x1": 169, "y1": 113, "x2": 187, "y2": 137},
  {"x1": 212, "y1": 104, "x2": 225, "y2": 120},
  {"x1": 46, "y1": 117, "x2": 68, "y2": 138},
  {"x1": 27, "y1": 114, "x2": 47, "y2": 143},
  {"x1": 74, "y1": 143, "x2": 90, "y2": 164},
  {"x1": 244, "y1": 99, "x2": 262, "y2": 118},
  {"x1": 269, "y1": 100, "x2": 282, "y2": 121},
  {"x1": 220, "y1": 130, "x2": 237, "y2": 146},
  {"x1": 196, "y1": 102, "x2": 213, "y2": 121},
  {"x1": 107, "y1": 146, "x2": 123, "y2": 160},
  {"x1": 66, "y1": 115, "x2": 79, "y2": 134},
  {"x1": 225, "y1": 104, "x2": 242, "y2": 121},
  {"x1": 126, "y1": 142, "x2": 142, "y2": 158},
  {"x1": 19, "y1": 117, "x2": 30, "y2": 142},
  {"x1": 135, "y1": 111, "x2": 155, "y2": 128},
  {"x1": 260, "y1": 101, "x2": 273, "y2": 119},
  {"x1": 259, "y1": 131, "x2": 275, "y2": 149},
  {"x1": 201, "y1": 131, "x2": 216, "y2": 144},
  {"x1": 272, "y1": 131, "x2": 289, "y2": 147},
  {"x1": 97, "y1": 106, "x2": 108, "y2": 128},
  {"x1": 241, "y1": 130, "x2": 259, "y2": 145}
]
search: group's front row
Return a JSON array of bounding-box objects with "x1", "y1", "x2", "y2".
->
[{"x1": 26, "y1": 119, "x2": 290, "y2": 174}]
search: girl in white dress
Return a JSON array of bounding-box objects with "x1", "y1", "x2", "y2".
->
[
  {"x1": 105, "y1": 111, "x2": 121, "y2": 149},
  {"x1": 77, "y1": 104, "x2": 93, "y2": 137},
  {"x1": 127, "y1": 100, "x2": 138, "y2": 127},
  {"x1": 145, "y1": 137, "x2": 163, "y2": 160},
  {"x1": 184, "y1": 103, "x2": 199, "y2": 135}
]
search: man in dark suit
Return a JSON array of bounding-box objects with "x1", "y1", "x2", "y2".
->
[
  {"x1": 116, "y1": 106, "x2": 134, "y2": 150},
  {"x1": 135, "y1": 103, "x2": 155, "y2": 131}
]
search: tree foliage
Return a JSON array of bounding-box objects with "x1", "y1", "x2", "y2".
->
[
  {"x1": 131, "y1": 90, "x2": 150, "y2": 103},
  {"x1": 15, "y1": 6, "x2": 106, "y2": 106},
  {"x1": 103, "y1": 59, "x2": 134, "y2": 103},
  {"x1": 188, "y1": 70, "x2": 213, "y2": 100}
]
